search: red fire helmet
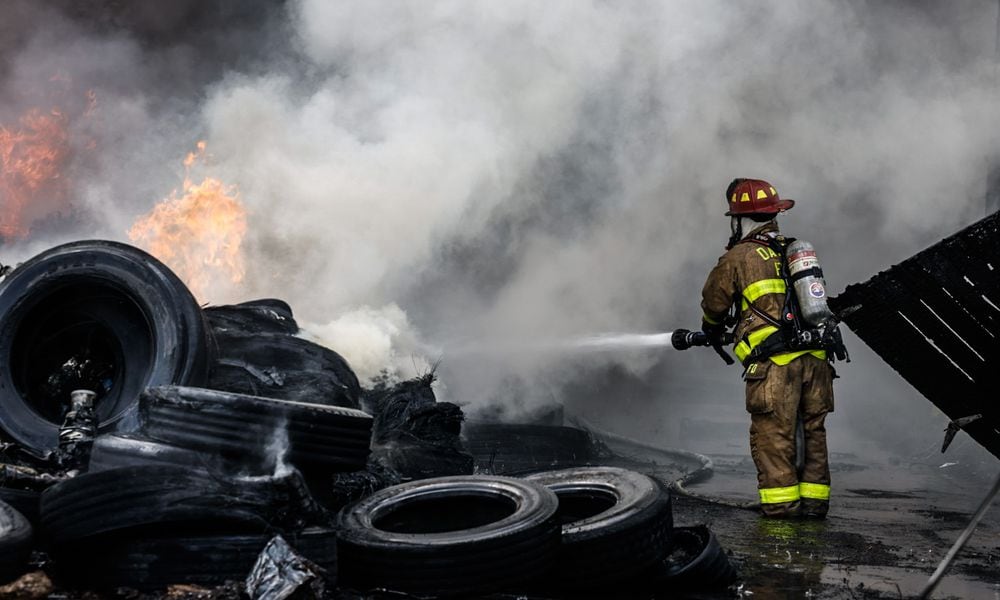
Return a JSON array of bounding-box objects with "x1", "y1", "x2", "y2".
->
[{"x1": 725, "y1": 178, "x2": 795, "y2": 216}]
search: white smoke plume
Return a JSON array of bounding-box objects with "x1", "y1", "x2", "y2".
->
[
  {"x1": 300, "y1": 304, "x2": 431, "y2": 386},
  {"x1": 2, "y1": 1, "x2": 999, "y2": 458}
]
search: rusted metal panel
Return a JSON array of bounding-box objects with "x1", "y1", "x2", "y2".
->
[{"x1": 829, "y1": 211, "x2": 1000, "y2": 460}]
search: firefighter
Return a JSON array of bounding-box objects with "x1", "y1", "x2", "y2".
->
[{"x1": 700, "y1": 178, "x2": 836, "y2": 519}]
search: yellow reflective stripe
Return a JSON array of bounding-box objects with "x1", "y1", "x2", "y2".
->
[
  {"x1": 799, "y1": 482, "x2": 830, "y2": 501},
  {"x1": 769, "y1": 349, "x2": 827, "y2": 365},
  {"x1": 759, "y1": 485, "x2": 801, "y2": 504},
  {"x1": 741, "y1": 279, "x2": 786, "y2": 310},
  {"x1": 734, "y1": 325, "x2": 779, "y2": 362},
  {"x1": 756, "y1": 189, "x2": 768, "y2": 200},
  {"x1": 702, "y1": 313, "x2": 721, "y2": 326}
]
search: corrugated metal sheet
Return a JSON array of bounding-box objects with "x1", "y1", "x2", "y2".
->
[{"x1": 828, "y1": 211, "x2": 1000, "y2": 460}]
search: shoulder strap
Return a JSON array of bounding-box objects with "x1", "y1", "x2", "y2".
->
[{"x1": 739, "y1": 233, "x2": 799, "y2": 332}]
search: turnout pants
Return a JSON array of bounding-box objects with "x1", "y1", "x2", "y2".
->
[{"x1": 745, "y1": 354, "x2": 834, "y2": 518}]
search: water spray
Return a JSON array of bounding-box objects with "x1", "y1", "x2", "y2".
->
[{"x1": 428, "y1": 328, "x2": 736, "y2": 364}]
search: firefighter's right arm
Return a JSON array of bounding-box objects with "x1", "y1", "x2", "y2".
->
[{"x1": 700, "y1": 254, "x2": 737, "y2": 333}]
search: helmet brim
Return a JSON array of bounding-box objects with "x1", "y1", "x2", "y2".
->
[{"x1": 725, "y1": 198, "x2": 795, "y2": 216}]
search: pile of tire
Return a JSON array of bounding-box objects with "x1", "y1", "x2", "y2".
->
[
  {"x1": 38, "y1": 465, "x2": 338, "y2": 592},
  {"x1": 333, "y1": 465, "x2": 736, "y2": 597},
  {"x1": 0, "y1": 241, "x2": 366, "y2": 463}
]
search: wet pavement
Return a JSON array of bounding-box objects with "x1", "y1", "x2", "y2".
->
[{"x1": 608, "y1": 437, "x2": 1000, "y2": 600}]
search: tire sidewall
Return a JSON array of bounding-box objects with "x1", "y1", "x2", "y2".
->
[
  {"x1": 0, "y1": 241, "x2": 210, "y2": 452},
  {"x1": 337, "y1": 475, "x2": 557, "y2": 549}
]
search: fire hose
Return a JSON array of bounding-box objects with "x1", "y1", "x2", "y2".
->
[{"x1": 568, "y1": 415, "x2": 760, "y2": 511}]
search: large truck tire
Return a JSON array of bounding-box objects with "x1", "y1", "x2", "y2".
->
[
  {"x1": 523, "y1": 466, "x2": 673, "y2": 587},
  {"x1": 0, "y1": 241, "x2": 211, "y2": 454},
  {"x1": 140, "y1": 386, "x2": 372, "y2": 474},
  {"x1": 0, "y1": 500, "x2": 32, "y2": 584},
  {"x1": 49, "y1": 527, "x2": 337, "y2": 592},
  {"x1": 39, "y1": 466, "x2": 301, "y2": 545},
  {"x1": 336, "y1": 475, "x2": 560, "y2": 596}
]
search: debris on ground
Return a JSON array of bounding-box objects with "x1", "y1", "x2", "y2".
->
[{"x1": 244, "y1": 535, "x2": 328, "y2": 600}]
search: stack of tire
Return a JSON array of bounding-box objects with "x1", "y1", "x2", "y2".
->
[
  {"x1": 39, "y1": 384, "x2": 374, "y2": 591},
  {"x1": 334, "y1": 466, "x2": 736, "y2": 597},
  {"x1": 39, "y1": 465, "x2": 339, "y2": 592},
  {"x1": 0, "y1": 241, "x2": 374, "y2": 590},
  {"x1": 0, "y1": 241, "x2": 366, "y2": 467}
]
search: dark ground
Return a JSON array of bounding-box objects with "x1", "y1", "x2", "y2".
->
[
  {"x1": 604, "y1": 437, "x2": 1000, "y2": 600},
  {"x1": 2, "y1": 431, "x2": 997, "y2": 599}
]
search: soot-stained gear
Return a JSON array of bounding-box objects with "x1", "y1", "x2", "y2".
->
[{"x1": 701, "y1": 212, "x2": 837, "y2": 518}]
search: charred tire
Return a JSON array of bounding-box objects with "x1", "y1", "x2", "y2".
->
[
  {"x1": 336, "y1": 475, "x2": 560, "y2": 596},
  {"x1": 140, "y1": 386, "x2": 372, "y2": 473},
  {"x1": 40, "y1": 466, "x2": 297, "y2": 545},
  {"x1": 524, "y1": 466, "x2": 673, "y2": 587},
  {"x1": 0, "y1": 240, "x2": 211, "y2": 454},
  {"x1": 0, "y1": 500, "x2": 32, "y2": 584},
  {"x1": 653, "y1": 525, "x2": 737, "y2": 589},
  {"x1": 204, "y1": 298, "x2": 298, "y2": 335},
  {"x1": 50, "y1": 527, "x2": 336, "y2": 592},
  {"x1": 463, "y1": 423, "x2": 595, "y2": 474},
  {"x1": 87, "y1": 433, "x2": 231, "y2": 474},
  {"x1": 208, "y1": 330, "x2": 362, "y2": 408},
  {"x1": 0, "y1": 488, "x2": 39, "y2": 526}
]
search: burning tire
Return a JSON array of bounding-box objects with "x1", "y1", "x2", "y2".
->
[
  {"x1": 139, "y1": 386, "x2": 373, "y2": 474},
  {"x1": 40, "y1": 466, "x2": 306, "y2": 545},
  {"x1": 87, "y1": 433, "x2": 230, "y2": 474},
  {"x1": 0, "y1": 500, "x2": 32, "y2": 584},
  {"x1": 523, "y1": 466, "x2": 673, "y2": 587},
  {"x1": 336, "y1": 475, "x2": 560, "y2": 596},
  {"x1": 50, "y1": 527, "x2": 337, "y2": 592},
  {"x1": 0, "y1": 241, "x2": 212, "y2": 454},
  {"x1": 463, "y1": 423, "x2": 596, "y2": 474},
  {"x1": 650, "y1": 525, "x2": 737, "y2": 589}
]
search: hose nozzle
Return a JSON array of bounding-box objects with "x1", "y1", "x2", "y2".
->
[
  {"x1": 672, "y1": 328, "x2": 735, "y2": 365},
  {"x1": 671, "y1": 329, "x2": 708, "y2": 350}
]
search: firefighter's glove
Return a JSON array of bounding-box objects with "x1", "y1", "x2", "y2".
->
[{"x1": 701, "y1": 319, "x2": 727, "y2": 346}]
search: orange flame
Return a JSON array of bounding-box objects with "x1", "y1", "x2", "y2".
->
[
  {"x1": 128, "y1": 142, "x2": 247, "y2": 301},
  {"x1": 0, "y1": 108, "x2": 71, "y2": 240}
]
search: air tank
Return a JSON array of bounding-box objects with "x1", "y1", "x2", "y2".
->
[{"x1": 786, "y1": 240, "x2": 835, "y2": 326}]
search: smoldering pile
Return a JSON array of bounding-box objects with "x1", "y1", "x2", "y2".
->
[{"x1": 0, "y1": 241, "x2": 735, "y2": 599}]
